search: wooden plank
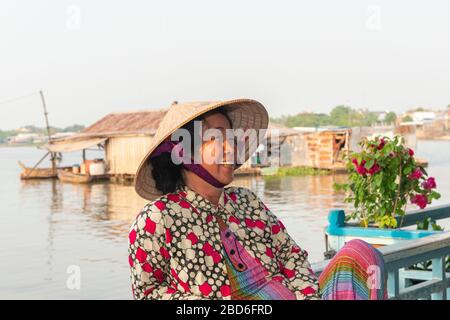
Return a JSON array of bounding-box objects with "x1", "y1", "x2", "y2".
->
[
  {"x1": 388, "y1": 269, "x2": 400, "y2": 298},
  {"x1": 107, "y1": 136, "x2": 153, "y2": 174},
  {"x1": 345, "y1": 204, "x2": 450, "y2": 228},
  {"x1": 378, "y1": 232, "x2": 450, "y2": 264},
  {"x1": 391, "y1": 278, "x2": 450, "y2": 300},
  {"x1": 431, "y1": 257, "x2": 447, "y2": 300},
  {"x1": 399, "y1": 269, "x2": 450, "y2": 281},
  {"x1": 397, "y1": 204, "x2": 450, "y2": 227},
  {"x1": 384, "y1": 247, "x2": 450, "y2": 271}
]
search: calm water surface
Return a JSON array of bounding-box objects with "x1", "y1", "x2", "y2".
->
[{"x1": 1, "y1": 140, "x2": 449, "y2": 299}]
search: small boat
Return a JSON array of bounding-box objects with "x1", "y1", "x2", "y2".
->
[
  {"x1": 57, "y1": 169, "x2": 109, "y2": 184},
  {"x1": 18, "y1": 161, "x2": 57, "y2": 179},
  {"x1": 57, "y1": 169, "x2": 90, "y2": 183}
]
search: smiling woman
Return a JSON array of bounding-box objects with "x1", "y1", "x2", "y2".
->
[
  {"x1": 149, "y1": 108, "x2": 234, "y2": 195},
  {"x1": 128, "y1": 99, "x2": 388, "y2": 300}
]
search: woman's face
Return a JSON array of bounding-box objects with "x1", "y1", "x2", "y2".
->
[{"x1": 198, "y1": 112, "x2": 235, "y2": 185}]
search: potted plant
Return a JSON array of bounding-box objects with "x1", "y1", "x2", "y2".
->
[
  {"x1": 335, "y1": 135, "x2": 441, "y2": 228},
  {"x1": 325, "y1": 136, "x2": 449, "y2": 290},
  {"x1": 325, "y1": 135, "x2": 442, "y2": 255}
]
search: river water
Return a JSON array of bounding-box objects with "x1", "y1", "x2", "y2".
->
[{"x1": 1, "y1": 140, "x2": 449, "y2": 299}]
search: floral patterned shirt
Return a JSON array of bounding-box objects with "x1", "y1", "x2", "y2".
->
[{"x1": 128, "y1": 185, "x2": 320, "y2": 300}]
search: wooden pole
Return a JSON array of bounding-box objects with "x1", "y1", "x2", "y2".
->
[
  {"x1": 40, "y1": 90, "x2": 56, "y2": 173},
  {"x1": 21, "y1": 151, "x2": 51, "y2": 178}
]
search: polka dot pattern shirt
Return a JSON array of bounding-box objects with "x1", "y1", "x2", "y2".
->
[{"x1": 128, "y1": 185, "x2": 320, "y2": 300}]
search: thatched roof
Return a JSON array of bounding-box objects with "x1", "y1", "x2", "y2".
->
[{"x1": 82, "y1": 109, "x2": 168, "y2": 136}]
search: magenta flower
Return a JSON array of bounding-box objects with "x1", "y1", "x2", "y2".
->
[
  {"x1": 368, "y1": 162, "x2": 381, "y2": 175},
  {"x1": 408, "y1": 168, "x2": 423, "y2": 180},
  {"x1": 377, "y1": 138, "x2": 386, "y2": 150},
  {"x1": 422, "y1": 177, "x2": 437, "y2": 190},
  {"x1": 411, "y1": 194, "x2": 428, "y2": 209},
  {"x1": 352, "y1": 158, "x2": 368, "y2": 176},
  {"x1": 408, "y1": 148, "x2": 414, "y2": 157},
  {"x1": 357, "y1": 166, "x2": 367, "y2": 176},
  {"x1": 353, "y1": 159, "x2": 367, "y2": 176}
]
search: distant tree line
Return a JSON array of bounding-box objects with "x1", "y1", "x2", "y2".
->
[
  {"x1": 0, "y1": 124, "x2": 85, "y2": 143},
  {"x1": 0, "y1": 130, "x2": 16, "y2": 143},
  {"x1": 271, "y1": 105, "x2": 397, "y2": 128}
]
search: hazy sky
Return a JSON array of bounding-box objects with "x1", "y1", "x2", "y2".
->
[{"x1": 1, "y1": 0, "x2": 449, "y2": 130}]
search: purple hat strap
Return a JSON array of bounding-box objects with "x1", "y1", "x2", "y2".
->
[
  {"x1": 150, "y1": 140, "x2": 226, "y2": 189},
  {"x1": 181, "y1": 162, "x2": 226, "y2": 188}
]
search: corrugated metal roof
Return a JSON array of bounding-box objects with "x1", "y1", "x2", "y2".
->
[
  {"x1": 82, "y1": 109, "x2": 168, "y2": 135},
  {"x1": 38, "y1": 109, "x2": 168, "y2": 149}
]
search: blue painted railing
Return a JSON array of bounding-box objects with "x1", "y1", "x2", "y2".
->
[
  {"x1": 380, "y1": 232, "x2": 450, "y2": 299},
  {"x1": 311, "y1": 204, "x2": 450, "y2": 300},
  {"x1": 311, "y1": 231, "x2": 450, "y2": 299},
  {"x1": 324, "y1": 204, "x2": 450, "y2": 255}
]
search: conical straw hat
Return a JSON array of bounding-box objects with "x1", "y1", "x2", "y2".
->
[{"x1": 134, "y1": 98, "x2": 268, "y2": 200}]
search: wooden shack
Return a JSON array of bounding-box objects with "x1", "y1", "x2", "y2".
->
[
  {"x1": 42, "y1": 109, "x2": 167, "y2": 181},
  {"x1": 302, "y1": 129, "x2": 350, "y2": 170},
  {"x1": 252, "y1": 125, "x2": 351, "y2": 172},
  {"x1": 85, "y1": 109, "x2": 167, "y2": 179}
]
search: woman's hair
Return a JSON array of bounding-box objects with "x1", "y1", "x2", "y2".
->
[{"x1": 149, "y1": 109, "x2": 232, "y2": 194}]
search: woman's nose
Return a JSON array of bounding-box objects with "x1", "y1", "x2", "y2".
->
[
  {"x1": 223, "y1": 138, "x2": 233, "y2": 152},
  {"x1": 223, "y1": 138, "x2": 236, "y2": 163}
]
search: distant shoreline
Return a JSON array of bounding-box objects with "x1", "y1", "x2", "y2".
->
[
  {"x1": 1, "y1": 137, "x2": 449, "y2": 149},
  {"x1": 0, "y1": 143, "x2": 41, "y2": 148},
  {"x1": 433, "y1": 136, "x2": 450, "y2": 141},
  {"x1": 415, "y1": 137, "x2": 450, "y2": 141}
]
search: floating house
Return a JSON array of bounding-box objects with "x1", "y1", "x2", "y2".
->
[
  {"x1": 256, "y1": 126, "x2": 351, "y2": 172},
  {"x1": 256, "y1": 124, "x2": 423, "y2": 173},
  {"x1": 399, "y1": 110, "x2": 450, "y2": 139},
  {"x1": 41, "y1": 108, "x2": 167, "y2": 182}
]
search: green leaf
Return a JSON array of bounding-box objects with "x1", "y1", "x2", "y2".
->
[
  {"x1": 390, "y1": 217, "x2": 398, "y2": 228},
  {"x1": 374, "y1": 174, "x2": 382, "y2": 187},
  {"x1": 365, "y1": 159, "x2": 374, "y2": 170},
  {"x1": 403, "y1": 166, "x2": 412, "y2": 175},
  {"x1": 429, "y1": 191, "x2": 441, "y2": 200}
]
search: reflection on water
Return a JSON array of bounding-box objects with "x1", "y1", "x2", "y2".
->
[{"x1": 0, "y1": 140, "x2": 449, "y2": 299}]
